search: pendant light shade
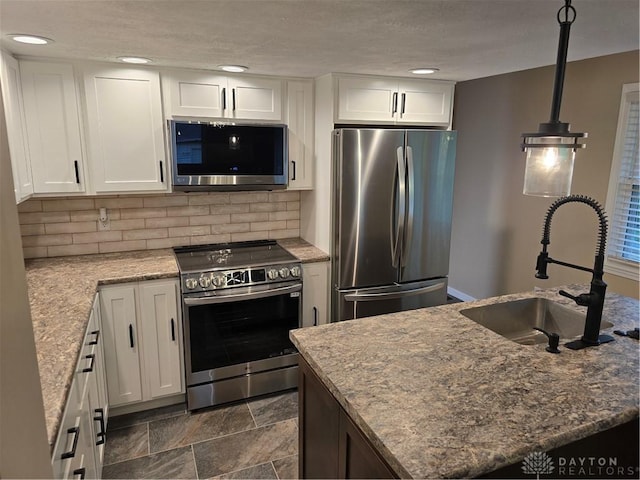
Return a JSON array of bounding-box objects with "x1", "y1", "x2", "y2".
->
[{"x1": 521, "y1": 0, "x2": 586, "y2": 197}]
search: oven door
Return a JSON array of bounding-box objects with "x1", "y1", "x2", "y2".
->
[{"x1": 182, "y1": 282, "x2": 301, "y2": 386}]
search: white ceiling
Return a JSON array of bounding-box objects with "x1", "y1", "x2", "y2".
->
[{"x1": 0, "y1": 0, "x2": 638, "y2": 81}]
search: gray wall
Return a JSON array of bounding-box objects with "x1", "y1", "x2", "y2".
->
[
  {"x1": 450, "y1": 50, "x2": 639, "y2": 300},
  {"x1": 0, "y1": 86, "x2": 51, "y2": 475}
]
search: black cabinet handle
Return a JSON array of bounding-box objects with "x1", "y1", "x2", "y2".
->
[
  {"x1": 94, "y1": 408, "x2": 106, "y2": 446},
  {"x1": 61, "y1": 426, "x2": 80, "y2": 459},
  {"x1": 74, "y1": 161, "x2": 80, "y2": 184},
  {"x1": 222, "y1": 87, "x2": 226, "y2": 110},
  {"x1": 291, "y1": 160, "x2": 296, "y2": 181},
  {"x1": 171, "y1": 318, "x2": 176, "y2": 342},
  {"x1": 313, "y1": 306, "x2": 318, "y2": 327},
  {"x1": 72, "y1": 467, "x2": 86, "y2": 479},
  {"x1": 401, "y1": 93, "x2": 406, "y2": 115},
  {"x1": 159, "y1": 161, "x2": 164, "y2": 183},
  {"x1": 129, "y1": 324, "x2": 135, "y2": 348},
  {"x1": 82, "y1": 354, "x2": 95, "y2": 373},
  {"x1": 232, "y1": 88, "x2": 236, "y2": 111},
  {"x1": 392, "y1": 92, "x2": 398, "y2": 115},
  {"x1": 89, "y1": 329, "x2": 100, "y2": 345}
]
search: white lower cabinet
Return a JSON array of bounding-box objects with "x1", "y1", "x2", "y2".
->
[
  {"x1": 51, "y1": 293, "x2": 107, "y2": 479},
  {"x1": 302, "y1": 261, "x2": 329, "y2": 327},
  {"x1": 100, "y1": 278, "x2": 183, "y2": 408}
]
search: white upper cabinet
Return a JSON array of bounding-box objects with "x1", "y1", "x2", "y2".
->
[
  {"x1": 166, "y1": 70, "x2": 227, "y2": 118},
  {"x1": 0, "y1": 51, "x2": 33, "y2": 203},
  {"x1": 83, "y1": 66, "x2": 167, "y2": 193},
  {"x1": 163, "y1": 70, "x2": 283, "y2": 121},
  {"x1": 286, "y1": 80, "x2": 314, "y2": 190},
  {"x1": 337, "y1": 76, "x2": 398, "y2": 123},
  {"x1": 398, "y1": 78, "x2": 454, "y2": 125},
  {"x1": 336, "y1": 74, "x2": 454, "y2": 127},
  {"x1": 227, "y1": 76, "x2": 282, "y2": 121},
  {"x1": 20, "y1": 61, "x2": 85, "y2": 193}
]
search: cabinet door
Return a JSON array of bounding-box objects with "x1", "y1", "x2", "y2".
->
[
  {"x1": 139, "y1": 280, "x2": 183, "y2": 399},
  {"x1": 83, "y1": 67, "x2": 167, "y2": 192},
  {"x1": 302, "y1": 262, "x2": 329, "y2": 327},
  {"x1": 89, "y1": 294, "x2": 108, "y2": 472},
  {"x1": 75, "y1": 367, "x2": 98, "y2": 480},
  {"x1": 397, "y1": 79, "x2": 454, "y2": 126},
  {"x1": 338, "y1": 410, "x2": 396, "y2": 479},
  {"x1": 100, "y1": 285, "x2": 143, "y2": 406},
  {"x1": 336, "y1": 76, "x2": 398, "y2": 123},
  {"x1": 299, "y1": 356, "x2": 340, "y2": 479},
  {"x1": 91, "y1": 294, "x2": 109, "y2": 424},
  {"x1": 0, "y1": 52, "x2": 33, "y2": 202},
  {"x1": 286, "y1": 80, "x2": 314, "y2": 190},
  {"x1": 165, "y1": 70, "x2": 227, "y2": 118},
  {"x1": 227, "y1": 76, "x2": 283, "y2": 121},
  {"x1": 20, "y1": 61, "x2": 85, "y2": 193}
]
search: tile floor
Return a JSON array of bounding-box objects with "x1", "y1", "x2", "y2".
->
[{"x1": 102, "y1": 390, "x2": 299, "y2": 479}]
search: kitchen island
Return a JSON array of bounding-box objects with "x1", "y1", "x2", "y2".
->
[{"x1": 290, "y1": 285, "x2": 639, "y2": 478}]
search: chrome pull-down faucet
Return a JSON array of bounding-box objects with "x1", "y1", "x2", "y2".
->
[{"x1": 534, "y1": 194, "x2": 614, "y2": 350}]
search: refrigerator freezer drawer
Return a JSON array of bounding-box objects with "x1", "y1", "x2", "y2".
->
[{"x1": 335, "y1": 278, "x2": 447, "y2": 322}]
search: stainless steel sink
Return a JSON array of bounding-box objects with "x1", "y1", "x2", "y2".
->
[{"x1": 459, "y1": 297, "x2": 613, "y2": 346}]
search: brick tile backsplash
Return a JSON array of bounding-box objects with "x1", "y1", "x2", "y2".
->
[{"x1": 19, "y1": 191, "x2": 301, "y2": 258}]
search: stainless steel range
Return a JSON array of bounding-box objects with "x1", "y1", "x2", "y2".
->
[{"x1": 173, "y1": 240, "x2": 302, "y2": 410}]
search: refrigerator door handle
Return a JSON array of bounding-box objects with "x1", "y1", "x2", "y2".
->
[
  {"x1": 392, "y1": 146, "x2": 406, "y2": 267},
  {"x1": 402, "y1": 146, "x2": 415, "y2": 267},
  {"x1": 344, "y1": 282, "x2": 446, "y2": 302}
]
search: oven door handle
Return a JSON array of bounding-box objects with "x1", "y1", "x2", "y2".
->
[{"x1": 183, "y1": 283, "x2": 302, "y2": 306}]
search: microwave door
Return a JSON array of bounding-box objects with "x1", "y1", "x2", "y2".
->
[{"x1": 171, "y1": 121, "x2": 288, "y2": 190}]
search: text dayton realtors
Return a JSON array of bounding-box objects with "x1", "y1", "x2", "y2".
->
[{"x1": 557, "y1": 456, "x2": 636, "y2": 477}]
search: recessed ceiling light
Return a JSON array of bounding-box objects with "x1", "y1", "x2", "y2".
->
[
  {"x1": 118, "y1": 56, "x2": 152, "y2": 64},
  {"x1": 9, "y1": 34, "x2": 53, "y2": 45},
  {"x1": 410, "y1": 68, "x2": 439, "y2": 75},
  {"x1": 219, "y1": 65, "x2": 248, "y2": 73}
]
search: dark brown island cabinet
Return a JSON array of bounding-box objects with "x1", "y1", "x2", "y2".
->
[{"x1": 298, "y1": 356, "x2": 398, "y2": 479}]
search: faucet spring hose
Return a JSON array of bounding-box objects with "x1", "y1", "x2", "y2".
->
[{"x1": 540, "y1": 194, "x2": 608, "y2": 257}]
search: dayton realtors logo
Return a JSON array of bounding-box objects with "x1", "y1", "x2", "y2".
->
[
  {"x1": 521, "y1": 451, "x2": 638, "y2": 478},
  {"x1": 522, "y1": 451, "x2": 555, "y2": 479}
]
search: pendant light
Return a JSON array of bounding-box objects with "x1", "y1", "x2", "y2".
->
[{"x1": 521, "y1": 0, "x2": 586, "y2": 197}]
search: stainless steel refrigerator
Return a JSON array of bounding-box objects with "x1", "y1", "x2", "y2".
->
[{"x1": 332, "y1": 128, "x2": 456, "y2": 321}]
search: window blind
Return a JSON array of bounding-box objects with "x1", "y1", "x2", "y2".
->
[{"x1": 608, "y1": 98, "x2": 639, "y2": 265}]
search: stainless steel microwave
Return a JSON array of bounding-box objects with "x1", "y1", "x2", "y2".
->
[{"x1": 170, "y1": 121, "x2": 288, "y2": 191}]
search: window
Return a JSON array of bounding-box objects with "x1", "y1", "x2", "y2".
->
[{"x1": 604, "y1": 83, "x2": 639, "y2": 280}]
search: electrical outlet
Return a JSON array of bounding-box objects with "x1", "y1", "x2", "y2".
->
[
  {"x1": 98, "y1": 218, "x2": 111, "y2": 231},
  {"x1": 98, "y1": 207, "x2": 110, "y2": 231}
]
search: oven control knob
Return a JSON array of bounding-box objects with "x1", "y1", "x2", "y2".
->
[
  {"x1": 279, "y1": 267, "x2": 290, "y2": 279},
  {"x1": 290, "y1": 266, "x2": 301, "y2": 278},
  {"x1": 199, "y1": 275, "x2": 211, "y2": 288},
  {"x1": 185, "y1": 277, "x2": 198, "y2": 290},
  {"x1": 267, "y1": 268, "x2": 279, "y2": 280},
  {"x1": 211, "y1": 274, "x2": 225, "y2": 287}
]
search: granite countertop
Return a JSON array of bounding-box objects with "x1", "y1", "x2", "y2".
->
[
  {"x1": 25, "y1": 249, "x2": 179, "y2": 449},
  {"x1": 290, "y1": 285, "x2": 640, "y2": 478},
  {"x1": 277, "y1": 237, "x2": 330, "y2": 263},
  {"x1": 25, "y1": 238, "x2": 328, "y2": 450}
]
